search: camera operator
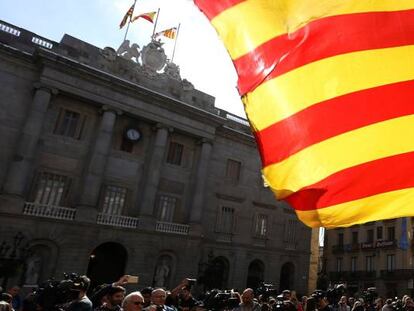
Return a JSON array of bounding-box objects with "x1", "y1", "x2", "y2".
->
[
  {"x1": 66, "y1": 276, "x2": 93, "y2": 311},
  {"x1": 145, "y1": 289, "x2": 175, "y2": 311},
  {"x1": 313, "y1": 292, "x2": 333, "y2": 311},
  {"x1": 234, "y1": 289, "x2": 260, "y2": 311}
]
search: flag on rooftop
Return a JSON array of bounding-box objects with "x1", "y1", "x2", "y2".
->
[
  {"x1": 194, "y1": 0, "x2": 414, "y2": 228},
  {"x1": 119, "y1": 3, "x2": 135, "y2": 29},
  {"x1": 131, "y1": 11, "x2": 157, "y2": 24},
  {"x1": 155, "y1": 27, "x2": 177, "y2": 39}
]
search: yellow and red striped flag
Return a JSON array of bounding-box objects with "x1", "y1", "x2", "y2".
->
[
  {"x1": 119, "y1": 3, "x2": 135, "y2": 29},
  {"x1": 194, "y1": 0, "x2": 414, "y2": 228},
  {"x1": 155, "y1": 27, "x2": 177, "y2": 39},
  {"x1": 131, "y1": 11, "x2": 157, "y2": 24}
]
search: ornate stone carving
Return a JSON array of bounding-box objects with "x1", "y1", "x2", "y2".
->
[
  {"x1": 182, "y1": 79, "x2": 194, "y2": 91},
  {"x1": 101, "y1": 47, "x2": 117, "y2": 62},
  {"x1": 117, "y1": 40, "x2": 140, "y2": 63},
  {"x1": 141, "y1": 39, "x2": 167, "y2": 72},
  {"x1": 164, "y1": 62, "x2": 181, "y2": 81}
]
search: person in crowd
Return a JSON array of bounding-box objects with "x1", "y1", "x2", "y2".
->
[
  {"x1": 290, "y1": 291, "x2": 302, "y2": 311},
  {"x1": 176, "y1": 286, "x2": 196, "y2": 311},
  {"x1": 66, "y1": 276, "x2": 93, "y2": 311},
  {"x1": 141, "y1": 288, "x2": 154, "y2": 309},
  {"x1": 403, "y1": 296, "x2": 414, "y2": 311},
  {"x1": 373, "y1": 298, "x2": 384, "y2": 311},
  {"x1": 282, "y1": 291, "x2": 291, "y2": 302},
  {"x1": 145, "y1": 288, "x2": 175, "y2": 311},
  {"x1": 306, "y1": 297, "x2": 318, "y2": 311},
  {"x1": 352, "y1": 300, "x2": 365, "y2": 311},
  {"x1": 348, "y1": 298, "x2": 355, "y2": 309},
  {"x1": 94, "y1": 286, "x2": 125, "y2": 311},
  {"x1": 314, "y1": 292, "x2": 332, "y2": 311},
  {"x1": 338, "y1": 296, "x2": 350, "y2": 311},
  {"x1": 381, "y1": 299, "x2": 393, "y2": 311},
  {"x1": 234, "y1": 288, "x2": 260, "y2": 311},
  {"x1": 302, "y1": 296, "x2": 308, "y2": 311},
  {"x1": 0, "y1": 295, "x2": 12, "y2": 305},
  {"x1": 0, "y1": 301, "x2": 12, "y2": 311},
  {"x1": 122, "y1": 292, "x2": 145, "y2": 311},
  {"x1": 7, "y1": 286, "x2": 21, "y2": 311}
]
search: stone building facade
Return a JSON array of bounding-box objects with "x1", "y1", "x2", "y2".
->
[
  {"x1": 0, "y1": 20, "x2": 312, "y2": 294},
  {"x1": 323, "y1": 218, "x2": 414, "y2": 297}
]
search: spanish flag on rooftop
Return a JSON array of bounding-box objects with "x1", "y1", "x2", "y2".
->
[{"x1": 194, "y1": 0, "x2": 414, "y2": 228}]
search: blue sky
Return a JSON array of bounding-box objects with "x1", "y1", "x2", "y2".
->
[{"x1": 0, "y1": 0, "x2": 244, "y2": 117}]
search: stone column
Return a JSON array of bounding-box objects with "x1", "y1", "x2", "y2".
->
[
  {"x1": 3, "y1": 84, "x2": 55, "y2": 197},
  {"x1": 139, "y1": 124, "x2": 170, "y2": 227},
  {"x1": 190, "y1": 138, "x2": 213, "y2": 234},
  {"x1": 76, "y1": 106, "x2": 119, "y2": 222}
]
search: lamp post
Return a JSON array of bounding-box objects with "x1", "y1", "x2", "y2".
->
[{"x1": 0, "y1": 232, "x2": 30, "y2": 288}]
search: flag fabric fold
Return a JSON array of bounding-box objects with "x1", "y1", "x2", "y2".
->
[
  {"x1": 155, "y1": 27, "x2": 177, "y2": 39},
  {"x1": 194, "y1": 0, "x2": 414, "y2": 228},
  {"x1": 132, "y1": 11, "x2": 157, "y2": 23},
  {"x1": 119, "y1": 3, "x2": 135, "y2": 29}
]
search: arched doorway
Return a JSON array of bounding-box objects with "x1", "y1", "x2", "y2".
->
[
  {"x1": 87, "y1": 242, "x2": 127, "y2": 290},
  {"x1": 279, "y1": 262, "x2": 295, "y2": 291},
  {"x1": 204, "y1": 256, "x2": 229, "y2": 290},
  {"x1": 246, "y1": 260, "x2": 265, "y2": 289}
]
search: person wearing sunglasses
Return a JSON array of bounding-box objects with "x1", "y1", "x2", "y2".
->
[{"x1": 122, "y1": 292, "x2": 145, "y2": 311}]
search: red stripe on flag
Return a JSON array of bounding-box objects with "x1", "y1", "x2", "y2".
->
[
  {"x1": 255, "y1": 80, "x2": 414, "y2": 167},
  {"x1": 235, "y1": 9, "x2": 414, "y2": 95},
  {"x1": 285, "y1": 151, "x2": 414, "y2": 211},
  {"x1": 194, "y1": 0, "x2": 245, "y2": 20}
]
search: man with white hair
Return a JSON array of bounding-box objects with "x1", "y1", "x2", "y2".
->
[
  {"x1": 145, "y1": 289, "x2": 175, "y2": 311},
  {"x1": 122, "y1": 292, "x2": 145, "y2": 311}
]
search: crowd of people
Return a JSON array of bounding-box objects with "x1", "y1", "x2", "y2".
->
[{"x1": 1, "y1": 277, "x2": 414, "y2": 311}]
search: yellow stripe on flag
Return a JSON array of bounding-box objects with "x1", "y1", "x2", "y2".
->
[
  {"x1": 245, "y1": 45, "x2": 414, "y2": 132},
  {"x1": 263, "y1": 114, "x2": 414, "y2": 199},
  {"x1": 212, "y1": 0, "x2": 414, "y2": 59},
  {"x1": 296, "y1": 187, "x2": 414, "y2": 228}
]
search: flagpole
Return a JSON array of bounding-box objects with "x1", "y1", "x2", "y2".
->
[
  {"x1": 171, "y1": 23, "x2": 181, "y2": 62},
  {"x1": 151, "y1": 8, "x2": 160, "y2": 40},
  {"x1": 123, "y1": 0, "x2": 138, "y2": 42}
]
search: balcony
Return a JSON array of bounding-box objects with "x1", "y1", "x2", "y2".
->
[
  {"x1": 332, "y1": 244, "x2": 345, "y2": 254},
  {"x1": 361, "y1": 242, "x2": 375, "y2": 250},
  {"x1": 375, "y1": 239, "x2": 397, "y2": 249},
  {"x1": 330, "y1": 271, "x2": 377, "y2": 281},
  {"x1": 380, "y1": 269, "x2": 414, "y2": 280},
  {"x1": 23, "y1": 202, "x2": 76, "y2": 220},
  {"x1": 329, "y1": 271, "x2": 348, "y2": 281},
  {"x1": 155, "y1": 221, "x2": 190, "y2": 235},
  {"x1": 97, "y1": 213, "x2": 139, "y2": 229}
]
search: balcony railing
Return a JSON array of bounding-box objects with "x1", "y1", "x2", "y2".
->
[
  {"x1": 23, "y1": 202, "x2": 76, "y2": 220},
  {"x1": 97, "y1": 213, "x2": 139, "y2": 229},
  {"x1": 332, "y1": 244, "x2": 345, "y2": 254},
  {"x1": 330, "y1": 271, "x2": 377, "y2": 281},
  {"x1": 155, "y1": 221, "x2": 190, "y2": 235},
  {"x1": 380, "y1": 269, "x2": 414, "y2": 280}
]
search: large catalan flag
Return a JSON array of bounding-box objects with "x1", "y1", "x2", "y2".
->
[{"x1": 194, "y1": 0, "x2": 414, "y2": 228}]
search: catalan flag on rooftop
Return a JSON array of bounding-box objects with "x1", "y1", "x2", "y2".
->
[
  {"x1": 131, "y1": 11, "x2": 157, "y2": 24},
  {"x1": 155, "y1": 27, "x2": 177, "y2": 39},
  {"x1": 194, "y1": 0, "x2": 414, "y2": 228}
]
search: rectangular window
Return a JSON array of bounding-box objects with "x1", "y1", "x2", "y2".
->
[
  {"x1": 366, "y1": 256, "x2": 375, "y2": 272},
  {"x1": 284, "y1": 219, "x2": 298, "y2": 246},
  {"x1": 352, "y1": 231, "x2": 359, "y2": 244},
  {"x1": 217, "y1": 207, "x2": 235, "y2": 233},
  {"x1": 158, "y1": 195, "x2": 177, "y2": 222},
  {"x1": 387, "y1": 254, "x2": 395, "y2": 272},
  {"x1": 101, "y1": 185, "x2": 127, "y2": 215},
  {"x1": 166, "y1": 142, "x2": 184, "y2": 165},
  {"x1": 387, "y1": 227, "x2": 395, "y2": 241},
  {"x1": 367, "y1": 229, "x2": 374, "y2": 243},
  {"x1": 54, "y1": 109, "x2": 85, "y2": 139},
  {"x1": 351, "y1": 257, "x2": 357, "y2": 272},
  {"x1": 254, "y1": 214, "x2": 268, "y2": 237},
  {"x1": 338, "y1": 233, "x2": 344, "y2": 246},
  {"x1": 32, "y1": 172, "x2": 71, "y2": 206},
  {"x1": 226, "y1": 159, "x2": 241, "y2": 183},
  {"x1": 336, "y1": 258, "x2": 343, "y2": 272},
  {"x1": 377, "y1": 226, "x2": 383, "y2": 240}
]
